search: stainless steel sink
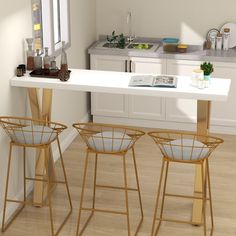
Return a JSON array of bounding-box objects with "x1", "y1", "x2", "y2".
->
[
  {"x1": 95, "y1": 41, "x2": 160, "y2": 51},
  {"x1": 102, "y1": 42, "x2": 129, "y2": 48},
  {"x1": 127, "y1": 43, "x2": 154, "y2": 50}
]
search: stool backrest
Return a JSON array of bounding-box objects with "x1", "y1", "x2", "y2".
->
[
  {"x1": 73, "y1": 122, "x2": 145, "y2": 154},
  {"x1": 148, "y1": 131, "x2": 224, "y2": 162}
]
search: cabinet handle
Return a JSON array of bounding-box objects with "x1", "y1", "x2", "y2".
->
[
  {"x1": 129, "y1": 60, "x2": 132, "y2": 72},
  {"x1": 125, "y1": 60, "x2": 128, "y2": 72}
]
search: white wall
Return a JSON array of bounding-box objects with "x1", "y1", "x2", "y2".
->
[
  {"x1": 0, "y1": 0, "x2": 96, "y2": 223},
  {"x1": 0, "y1": 0, "x2": 32, "y2": 222},
  {"x1": 96, "y1": 0, "x2": 236, "y2": 45}
]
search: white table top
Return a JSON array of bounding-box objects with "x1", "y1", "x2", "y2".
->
[{"x1": 11, "y1": 69, "x2": 231, "y2": 101}]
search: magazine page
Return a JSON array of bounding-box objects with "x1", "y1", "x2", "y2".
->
[
  {"x1": 153, "y1": 75, "x2": 177, "y2": 88},
  {"x1": 129, "y1": 75, "x2": 154, "y2": 87}
]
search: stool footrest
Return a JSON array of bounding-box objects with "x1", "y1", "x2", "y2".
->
[
  {"x1": 25, "y1": 177, "x2": 66, "y2": 184},
  {"x1": 165, "y1": 192, "x2": 209, "y2": 200},
  {"x1": 6, "y1": 199, "x2": 49, "y2": 207},
  {"x1": 82, "y1": 207, "x2": 127, "y2": 215},
  {"x1": 156, "y1": 217, "x2": 203, "y2": 226},
  {"x1": 96, "y1": 184, "x2": 138, "y2": 191}
]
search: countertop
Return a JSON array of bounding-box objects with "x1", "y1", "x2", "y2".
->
[
  {"x1": 88, "y1": 37, "x2": 236, "y2": 63},
  {"x1": 11, "y1": 69, "x2": 230, "y2": 101}
]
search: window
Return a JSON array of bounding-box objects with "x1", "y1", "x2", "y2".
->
[
  {"x1": 53, "y1": 0, "x2": 61, "y2": 45},
  {"x1": 32, "y1": 0, "x2": 43, "y2": 50},
  {"x1": 31, "y1": 0, "x2": 71, "y2": 56}
]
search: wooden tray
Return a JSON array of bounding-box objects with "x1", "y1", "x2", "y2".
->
[{"x1": 30, "y1": 69, "x2": 71, "y2": 79}]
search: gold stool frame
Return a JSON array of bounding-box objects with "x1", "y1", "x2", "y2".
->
[
  {"x1": 73, "y1": 122, "x2": 145, "y2": 236},
  {"x1": 0, "y1": 116, "x2": 72, "y2": 236},
  {"x1": 148, "y1": 131, "x2": 223, "y2": 236}
]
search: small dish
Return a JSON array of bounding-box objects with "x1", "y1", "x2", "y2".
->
[
  {"x1": 30, "y1": 69, "x2": 71, "y2": 80},
  {"x1": 177, "y1": 44, "x2": 188, "y2": 53}
]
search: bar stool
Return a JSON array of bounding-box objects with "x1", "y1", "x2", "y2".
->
[
  {"x1": 148, "y1": 131, "x2": 223, "y2": 236},
  {"x1": 72, "y1": 122, "x2": 145, "y2": 236},
  {"x1": 0, "y1": 116, "x2": 72, "y2": 236}
]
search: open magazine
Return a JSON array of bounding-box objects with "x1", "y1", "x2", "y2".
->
[{"x1": 129, "y1": 75, "x2": 178, "y2": 88}]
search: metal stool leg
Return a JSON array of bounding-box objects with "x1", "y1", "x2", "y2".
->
[
  {"x1": 131, "y1": 147, "x2": 143, "y2": 235},
  {"x1": 201, "y1": 162, "x2": 207, "y2": 236},
  {"x1": 76, "y1": 150, "x2": 90, "y2": 236},
  {"x1": 1, "y1": 143, "x2": 26, "y2": 232},
  {"x1": 154, "y1": 160, "x2": 169, "y2": 236},
  {"x1": 55, "y1": 137, "x2": 73, "y2": 235},
  {"x1": 151, "y1": 159, "x2": 166, "y2": 236},
  {"x1": 45, "y1": 150, "x2": 55, "y2": 236},
  {"x1": 1, "y1": 143, "x2": 13, "y2": 232},
  {"x1": 123, "y1": 154, "x2": 131, "y2": 236},
  {"x1": 23, "y1": 147, "x2": 26, "y2": 202},
  {"x1": 92, "y1": 154, "x2": 98, "y2": 210},
  {"x1": 57, "y1": 137, "x2": 73, "y2": 211},
  {"x1": 206, "y1": 159, "x2": 214, "y2": 236}
]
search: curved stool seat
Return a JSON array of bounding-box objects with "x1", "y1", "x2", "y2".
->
[
  {"x1": 0, "y1": 116, "x2": 72, "y2": 236},
  {"x1": 148, "y1": 131, "x2": 224, "y2": 236},
  {"x1": 10, "y1": 125, "x2": 57, "y2": 145},
  {"x1": 73, "y1": 122, "x2": 145, "y2": 236}
]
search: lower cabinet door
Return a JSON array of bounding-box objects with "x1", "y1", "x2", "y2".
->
[
  {"x1": 91, "y1": 55, "x2": 129, "y2": 118},
  {"x1": 129, "y1": 57, "x2": 166, "y2": 120},
  {"x1": 210, "y1": 62, "x2": 236, "y2": 127},
  {"x1": 129, "y1": 95, "x2": 166, "y2": 120},
  {"x1": 165, "y1": 59, "x2": 201, "y2": 123},
  {"x1": 91, "y1": 93, "x2": 129, "y2": 117}
]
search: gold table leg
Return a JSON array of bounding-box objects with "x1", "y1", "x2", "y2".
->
[
  {"x1": 192, "y1": 100, "x2": 211, "y2": 224},
  {"x1": 28, "y1": 88, "x2": 56, "y2": 206}
]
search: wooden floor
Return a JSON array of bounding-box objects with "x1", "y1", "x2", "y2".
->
[{"x1": 1, "y1": 129, "x2": 236, "y2": 236}]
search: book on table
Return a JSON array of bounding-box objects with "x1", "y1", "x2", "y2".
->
[{"x1": 129, "y1": 75, "x2": 178, "y2": 88}]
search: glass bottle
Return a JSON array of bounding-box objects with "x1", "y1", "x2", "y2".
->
[
  {"x1": 25, "y1": 38, "x2": 34, "y2": 70},
  {"x1": 43, "y1": 47, "x2": 51, "y2": 69},
  {"x1": 223, "y1": 28, "x2": 230, "y2": 50},
  {"x1": 60, "y1": 41, "x2": 68, "y2": 71},
  {"x1": 50, "y1": 56, "x2": 58, "y2": 74},
  {"x1": 34, "y1": 49, "x2": 42, "y2": 70},
  {"x1": 216, "y1": 33, "x2": 223, "y2": 50}
]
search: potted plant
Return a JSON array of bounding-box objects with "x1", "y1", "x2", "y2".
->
[
  {"x1": 200, "y1": 62, "x2": 214, "y2": 80},
  {"x1": 106, "y1": 31, "x2": 118, "y2": 48}
]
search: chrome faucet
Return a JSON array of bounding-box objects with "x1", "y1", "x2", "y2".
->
[{"x1": 127, "y1": 11, "x2": 135, "y2": 43}]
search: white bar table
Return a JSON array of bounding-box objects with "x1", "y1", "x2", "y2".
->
[{"x1": 11, "y1": 69, "x2": 231, "y2": 224}]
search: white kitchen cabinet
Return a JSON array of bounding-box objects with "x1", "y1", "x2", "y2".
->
[
  {"x1": 91, "y1": 55, "x2": 130, "y2": 72},
  {"x1": 90, "y1": 53, "x2": 236, "y2": 134},
  {"x1": 91, "y1": 55, "x2": 129, "y2": 118},
  {"x1": 166, "y1": 60, "x2": 236, "y2": 133},
  {"x1": 165, "y1": 60, "x2": 201, "y2": 123},
  {"x1": 91, "y1": 55, "x2": 166, "y2": 121},
  {"x1": 210, "y1": 62, "x2": 236, "y2": 129},
  {"x1": 129, "y1": 57, "x2": 166, "y2": 120}
]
